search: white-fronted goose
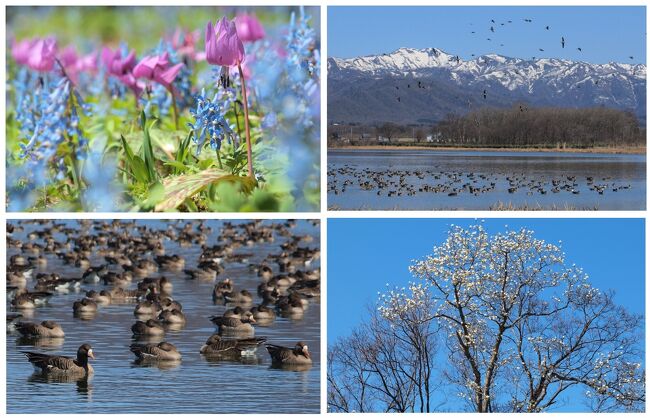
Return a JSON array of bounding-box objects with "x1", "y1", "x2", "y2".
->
[
  {"x1": 212, "y1": 278, "x2": 234, "y2": 301},
  {"x1": 134, "y1": 300, "x2": 161, "y2": 316},
  {"x1": 159, "y1": 309, "x2": 186, "y2": 324},
  {"x1": 130, "y1": 342, "x2": 181, "y2": 361},
  {"x1": 85, "y1": 290, "x2": 112, "y2": 305},
  {"x1": 131, "y1": 319, "x2": 165, "y2": 336},
  {"x1": 23, "y1": 344, "x2": 95, "y2": 375},
  {"x1": 210, "y1": 312, "x2": 256, "y2": 336},
  {"x1": 251, "y1": 304, "x2": 276, "y2": 321},
  {"x1": 224, "y1": 289, "x2": 253, "y2": 304},
  {"x1": 73, "y1": 298, "x2": 98, "y2": 313},
  {"x1": 266, "y1": 341, "x2": 312, "y2": 365},
  {"x1": 16, "y1": 320, "x2": 65, "y2": 338},
  {"x1": 200, "y1": 334, "x2": 266, "y2": 356}
]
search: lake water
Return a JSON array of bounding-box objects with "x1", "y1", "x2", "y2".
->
[
  {"x1": 328, "y1": 149, "x2": 646, "y2": 210},
  {"x1": 6, "y1": 219, "x2": 320, "y2": 414}
]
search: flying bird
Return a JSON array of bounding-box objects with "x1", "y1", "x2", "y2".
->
[
  {"x1": 561, "y1": 37, "x2": 565, "y2": 48},
  {"x1": 482, "y1": 89, "x2": 487, "y2": 100},
  {"x1": 546, "y1": 25, "x2": 550, "y2": 30},
  {"x1": 491, "y1": 19, "x2": 495, "y2": 23},
  {"x1": 397, "y1": 97, "x2": 401, "y2": 102},
  {"x1": 490, "y1": 26, "x2": 495, "y2": 32},
  {"x1": 539, "y1": 48, "x2": 545, "y2": 52},
  {"x1": 577, "y1": 47, "x2": 582, "y2": 52}
]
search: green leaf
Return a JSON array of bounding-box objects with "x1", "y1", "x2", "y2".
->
[
  {"x1": 141, "y1": 111, "x2": 158, "y2": 181},
  {"x1": 141, "y1": 181, "x2": 165, "y2": 209},
  {"x1": 163, "y1": 160, "x2": 188, "y2": 171},
  {"x1": 131, "y1": 156, "x2": 149, "y2": 183}
]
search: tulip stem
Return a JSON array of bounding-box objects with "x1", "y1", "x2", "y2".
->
[
  {"x1": 170, "y1": 88, "x2": 179, "y2": 130},
  {"x1": 238, "y1": 63, "x2": 254, "y2": 179}
]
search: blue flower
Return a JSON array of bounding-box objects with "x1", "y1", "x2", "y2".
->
[{"x1": 188, "y1": 88, "x2": 236, "y2": 154}]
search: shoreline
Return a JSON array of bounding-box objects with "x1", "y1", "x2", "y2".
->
[{"x1": 328, "y1": 145, "x2": 646, "y2": 155}]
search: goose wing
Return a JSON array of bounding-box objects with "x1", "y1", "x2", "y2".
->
[{"x1": 23, "y1": 352, "x2": 77, "y2": 371}]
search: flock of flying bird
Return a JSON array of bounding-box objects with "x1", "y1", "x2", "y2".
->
[
  {"x1": 7, "y1": 220, "x2": 320, "y2": 378},
  {"x1": 392, "y1": 16, "x2": 638, "y2": 103}
]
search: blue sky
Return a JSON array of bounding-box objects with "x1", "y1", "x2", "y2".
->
[
  {"x1": 328, "y1": 218, "x2": 645, "y2": 341},
  {"x1": 328, "y1": 6, "x2": 646, "y2": 64}
]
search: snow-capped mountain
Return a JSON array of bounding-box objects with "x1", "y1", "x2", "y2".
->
[{"x1": 328, "y1": 47, "x2": 646, "y2": 125}]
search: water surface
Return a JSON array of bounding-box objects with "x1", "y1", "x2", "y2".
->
[
  {"x1": 328, "y1": 149, "x2": 646, "y2": 210},
  {"x1": 6, "y1": 219, "x2": 320, "y2": 413}
]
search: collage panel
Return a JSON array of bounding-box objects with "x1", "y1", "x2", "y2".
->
[
  {"x1": 327, "y1": 6, "x2": 646, "y2": 211},
  {"x1": 7, "y1": 219, "x2": 320, "y2": 413},
  {"x1": 6, "y1": 5, "x2": 320, "y2": 213},
  {"x1": 327, "y1": 218, "x2": 645, "y2": 413}
]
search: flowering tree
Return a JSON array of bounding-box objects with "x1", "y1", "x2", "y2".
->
[{"x1": 328, "y1": 224, "x2": 645, "y2": 413}]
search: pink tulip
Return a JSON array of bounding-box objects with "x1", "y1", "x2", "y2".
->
[
  {"x1": 119, "y1": 72, "x2": 144, "y2": 97},
  {"x1": 11, "y1": 38, "x2": 35, "y2": 65},
  {"x1": 101, "y1": 46, "x2": 143, "y2": 97},
  {"x1": 205, "y1": 17, "x2": 245, "y2": 67},
  {"x1": 76, "y1": 52, "x2": 98, "y2": 73},
  {"x1": 171, "y1": 28, "x2": 201, "y2": 60},
  {"x1": 60, "y1": 45, "x2": 78, "y2": 69},
  {"x1": 235, "y1": 14, "x2": 265, "y2": 43},
  {"x1": 101, "y1": 47, "x2": 136, "y2": 76},
  {"x1": 27, "y1": 37, "x2": 57, "y2": 72},
  {"x1": 132, "y1": 52, "x2": 183, "y2": 90}
]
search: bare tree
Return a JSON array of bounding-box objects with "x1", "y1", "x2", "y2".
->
[
  {"x1": 376, "y1": 122, "x2": 399, "y2": 143},
  {"x1": 329, "y1": 224, "x2": 645, "y2": 413},
  {"x1": 328, "y1": 297, "x2": 439, "y2": 413}
]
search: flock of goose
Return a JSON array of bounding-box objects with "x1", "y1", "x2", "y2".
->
[
  {"x1": 328, "y1": 165, "x2": 632, "y2": 199},
  {"x1": 7, "y1": 219, "x2": 320, "y2": 378}
]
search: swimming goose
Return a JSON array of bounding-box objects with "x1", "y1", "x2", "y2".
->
[
  {"x1": 251, "y1": 304, "x2": 276, "y2": 321},
  {"x1": 155, "y1": 255, "x2": 185, "y2": 271},
  {"x1": 16, "y1": 320, "x2": 65, "y2": 338},
  {"x1": 210, "y1": 312, "x2": 256, "y2": 336},
  {"x1": 158, "y1": 308, "x2": 186, "y2": 324},
  {"x1": 85, "y1": 290, "x2": 112, "y2": 305},
  {"x1": 200, "y1": 334, "x2": 267, "y2": 356},
  {"x1": 160, "y1": 297, "x2": 182, "y2": 312},
  {"x1": 130, "y1": 342, "x2": 181, "y2": 361},
  {"x1": 134, "y1": 300, "x2": 162, "y2": 316},
  {"x1": 212, "y1": 279, "x2": 234, "y2": 301},
  {"x1": 73, "y1": 298, "x2": 98, "y2": 313},
  {"x1": 23, "y1": 344, "x2": 95, "y2": 375},
  {"x1": 12, "y1": 291, "x2": 53, "y2": 309},
  {"x1": 184, "y1": 265, "x2": 219, "y2": 281},
  {"x1": 131, "y1": 319, "x2": 165, "y2": 336},
  {"x1": 266, "y1": 341, "x2": 312, "y2": 365},
  {"x1": 224, "y1": 289, "x2": 254, "y2": 304}
]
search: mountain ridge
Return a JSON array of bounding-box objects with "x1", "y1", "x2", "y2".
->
[{"x1": 328, "y1": 47, "x2": 646, "y2": 125}]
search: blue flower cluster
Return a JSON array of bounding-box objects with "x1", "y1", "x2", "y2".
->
[
  {"x1": 246, "y1": 6, "x2": 321, "y2": 209},
  {"x1": 188, "y1": 88, "x2": 236, "y2": 154},
  {"x1": 19, "y1": 74, "x2": 89, "y2": 163},
  {"x1": 8, "y1": 70, "x2": 90, "y2": 210}
]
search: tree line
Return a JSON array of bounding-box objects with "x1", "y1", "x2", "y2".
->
[
  {"x1": 328, "y1": 105, "x2": 645, "y2": 148},
  {"x1": 437, "y1": 105, "x2": 644, "y2": 148}
]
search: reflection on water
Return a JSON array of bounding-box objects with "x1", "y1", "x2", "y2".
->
[
  {"x1": 6, "y1": 220, "x2": 320, "y2": 413},
  {"x1": 328, "y1": 149, "x2": 646, "y2": 210}
]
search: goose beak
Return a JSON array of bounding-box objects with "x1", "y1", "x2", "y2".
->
[{"x1": 88, "y1": 349, "x2": 95, "y2": 359}]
